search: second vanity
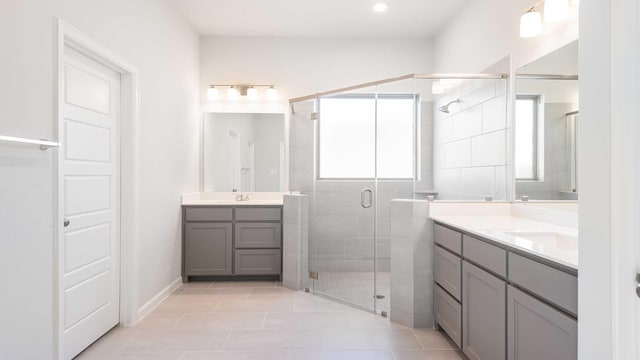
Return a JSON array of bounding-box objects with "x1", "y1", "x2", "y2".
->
[
  {"x1": 430, "y1": 203, "x2": 578, "y2": 360},
  {"x1": 181, "y1": 193, "x2": 284, "y2": 282}
]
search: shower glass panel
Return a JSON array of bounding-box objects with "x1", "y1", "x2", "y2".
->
[
  {"x1": 290, "y1": 72, "x2": 508, "y2": 315},
  {"x1": 313, "y1": 85, "x2": 378, "y2": 311}
]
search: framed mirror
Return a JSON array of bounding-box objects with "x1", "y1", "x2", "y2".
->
[
  {"x1": 514, "y1": 40, "x2": 578, "y2": 201},
  {"x1": 203, "y1": 112, "x2": 286, "y2": 192}
]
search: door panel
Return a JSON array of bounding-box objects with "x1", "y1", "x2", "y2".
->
[{"x1": 61, "y1": 46, "x2": 121, "y2": 360}]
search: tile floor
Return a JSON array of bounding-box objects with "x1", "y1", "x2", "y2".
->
[
  {"x1": 76, "y1": 281, "x2": 465, "y2": 360},
  {"x1": 313, "y1": 272, "x2": 390, "y2": 315}
]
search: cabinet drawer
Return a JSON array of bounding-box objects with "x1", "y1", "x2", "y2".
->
[
  {"x1": 434, "y1": 245, "x2": 462, "y2": 301},
  {"x1": 508, "y1": 253, "x2": 577, "y2": 316},
  {"x1": 463, "y1": 235, "x2": 507, "y2": 278},
  {"x1": 235, "y1": 223, "x2": 281, "y2": 248},
  {"x1": 507, "y1": 285, "x2": 577, "y2": 360},
  {"x1": 235, "y1": 207, "x2": 282, "y2": 221},
  {"x1": 234, "y1": 249, "x2": 282, "y2": 275},
  {"x1": 185, "y1": 207, "x2": 233, "y2": 222},
  {"x1": 434, "y1": 224, "x2": 462, "y2": 255},
  {"x1": 435, "y1": 284, "x2": 462, "y2": 348}
]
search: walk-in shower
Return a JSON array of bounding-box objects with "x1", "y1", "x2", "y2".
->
[{"x1": 289, "y1": 72, "x2": 508, "y2": 316}]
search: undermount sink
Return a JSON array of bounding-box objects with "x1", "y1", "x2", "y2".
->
[{"x1": 502, "y1": 231, "x2": 577, "y2": 244}]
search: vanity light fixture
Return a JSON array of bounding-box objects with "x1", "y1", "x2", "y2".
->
[
  {"x1": 543, "y1": 0, "x2": 569, "y2": 23},
  {"x1": 207, "y1": 86, "x2": 219, "y2": 100},
  {"x1": 267, "y1": 86, "x2": 278, "y2": 101},
  {"x1": 519, "y1": 0, "x2": 573, "y2": 38},
  {"x1": 227, "y1": 86, "x2": 239, "y2": 100},
  {"x1": 520, "y1": 8, "x2": 543, "y2": 38},
  {"x1": 247, "y1": 86, "x2": 258, "y2": 100},
  {"x1": 207, "y1": 84, "x2": 278, "y2": 101}
]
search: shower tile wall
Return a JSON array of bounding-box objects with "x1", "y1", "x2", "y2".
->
[
  {"x1": 290, "y1": 98, "x2": 434, "y2": 274},
  {"x1": 433, "y1": 60, "x2": 510, "y2": 200}
]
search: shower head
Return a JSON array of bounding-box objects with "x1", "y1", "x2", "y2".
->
[{"x1": 438, "y1": 98, "x2": 462, "y2": 113}]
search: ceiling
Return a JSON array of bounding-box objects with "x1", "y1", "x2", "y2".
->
[{"x1": 170, "y1": 0, "x2": 470, "y2": 38}]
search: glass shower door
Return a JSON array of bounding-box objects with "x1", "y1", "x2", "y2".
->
[{"x1": 308, "y1": 86, "x2": 378, "y2": 312}]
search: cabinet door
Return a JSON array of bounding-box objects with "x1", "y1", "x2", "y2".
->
[
  {"x1": 235, "y1": 223, "x2": 281, "y2": 248},
  {"x1": 185, "y1": 223, "x2": 232, "y2": 275},
  {"x1": 462, "y1": 261, "x2": 506, "y2": 360},
  {"x1": 507, "y1": 285, "x2": 577, "y2": 360}
]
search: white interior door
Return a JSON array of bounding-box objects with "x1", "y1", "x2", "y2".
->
[{"x1": 60, "y1": 46, "x2": 121, "y2": 360}]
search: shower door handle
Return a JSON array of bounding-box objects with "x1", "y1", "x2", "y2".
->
[{"x1": 361, "y1": 188, "x2": 373, "y2": 208}]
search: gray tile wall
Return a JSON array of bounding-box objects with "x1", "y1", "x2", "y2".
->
[
  {"x1": 433, "y1": 59, "x2": 510, "y2": 200},
  {"x1": 390, "y1": 200, "x2": 433, "y2": 328}
]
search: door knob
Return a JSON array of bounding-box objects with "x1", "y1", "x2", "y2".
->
[
  {"x1": 636, "y1": 274, "x2": 640, "y2": 298},
  {"x1": 64, "y1": 218, "x2": 70, "y2": 227}
]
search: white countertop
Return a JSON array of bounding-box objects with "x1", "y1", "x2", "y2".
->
[
  {"x1": 181, "y1": 192, "x2": 284, "y2": 206},
  {"x1": 182, "y1": 199, "x2": 283, "y2": 206},
  {"x1": 430, "y1": 214, "x2": 578, "y2": 270}
]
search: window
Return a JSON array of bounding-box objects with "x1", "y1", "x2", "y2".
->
[
  {"x1": 318, "y1": 95, "x2": 416, "y2": 179},
  {"x1": 515, "y1": 95, "x2": 541, "y2": 180}
]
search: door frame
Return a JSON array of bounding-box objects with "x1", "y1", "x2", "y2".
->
[{"x1": 54, "y1": 19, "x2": 141, "y2": 358}]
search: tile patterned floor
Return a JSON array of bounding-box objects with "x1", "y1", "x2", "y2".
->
[
  {"x1": 313, "y1": 272, "x2": 390, "y2": 315},
  {"x1": 75, "y1": 281, "x2": 465, "y2": 360}
]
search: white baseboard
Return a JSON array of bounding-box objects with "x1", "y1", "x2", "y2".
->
[{"x1": 137, "y1": 276, "x2": 182, "y2": 322}]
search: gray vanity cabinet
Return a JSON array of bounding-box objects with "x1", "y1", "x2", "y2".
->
[
  {"x1": 462, "y1": 261, "x2": 506, "y2": 360},
  {"x1": 507, "y1": 285, "x2": 577, "y2": 360},
  {"x1": 182, "y1": 205, "x2": 282, "y2": 280},
  {"x1": 433, "y1": 222, "x2": 577, "y2": 360},
  {"x1": 184, "y1": 223, "x2": 233, "y2": 275}
]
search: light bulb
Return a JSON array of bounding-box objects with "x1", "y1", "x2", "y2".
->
[
  {"x1": 520, "y1": 11, "x2": 543, "y2": 38},
  {"x1": 207, "y1": 86, "x2": 218, "y2": 100},
  {"x1": 247, "y1": 87, "x2": 258, "y2": 100},
  {"x1": 227, "y1": 86, "x2": 239, "y2": 100},
  {"x1": 373, "y1": 2, "x2": 388, "y2": 12},
  {"x1": 544, "y1": 0, "x2": 569, "y2": 23},
  {"x1": 267, "y1": 87, "x2": 278, "y2": 101}
]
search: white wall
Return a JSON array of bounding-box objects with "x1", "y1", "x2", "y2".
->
[
  {"x1": 0, "y1": 1, "x2": 199, "y2": 358},
  {"x1": 200, "y1": 36, "x2": 433, "y2": 112},
  {"x1": 433, "y1": 0, "x2": 579, "y2": 72}
]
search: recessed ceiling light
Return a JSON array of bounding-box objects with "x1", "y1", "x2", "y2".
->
[{"x1": 373, "y1": 2, "x2": 388, "y2": 12}]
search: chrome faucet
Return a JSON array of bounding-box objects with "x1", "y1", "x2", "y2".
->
[{"x1": 235, "y1": 193, "x2": 250, "y2": 201}]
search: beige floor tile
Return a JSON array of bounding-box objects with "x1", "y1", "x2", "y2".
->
[
  {"x1": 411, "y1": 329, "x2": 457, "y2": 349},
  {"x1": 321, "y1": 328, "x2": 423, "y2": 351},
  {"x1": 223, "y1": 329, "x2": 323, "y2": 350},
  {"x1": 75, "y1": 351, "x2": 185, "y2": 360},
  {"x1": 210, "y1": 281, "x2": 276, "y2": 288},
  {"x1": 133, "y1": 313, "x2": 184, "y2": 330},
  {"x1": 249, "y1": 287, "x2": 298, "y2": 296},
  {"x1": 181, "y1": 281, "x2": 215, "y2": 288},
  {"x1": 153, "y1": 297, "x2": 221, "y2": 314},
  {"x1": 180, "y1": 288, "x2": 253, "y2": 299},
  {"x1": 293, "y1": 297, "x2": 362, "y2": 313},
  {"x1": 392, "y1": 349, "x2": 466, "y2": 360},
  {"x1": 174, "y1": 313, "x2": 266, "y2": 330},
  {"x1": 182, "y1": 350, "x2": 289, "y2": 360},
  {"x1": 288, "y1": 350, "x2": 394, "y2": 360},
  {"x1": 263, "y1": 312, "x2": 349, "y2": 329},
  {"x1": 78, "y1": 326, "x2": 139, "y2": 354},
  {"x1": 346, "y1": 311, "x2": 409, "y2": 329},
  {"x1": 119, "y1": 330, "x2": 230, "y2": 352},
  {"x1": 215, "y1": 298, "x2": 294, "y2": 312}
]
